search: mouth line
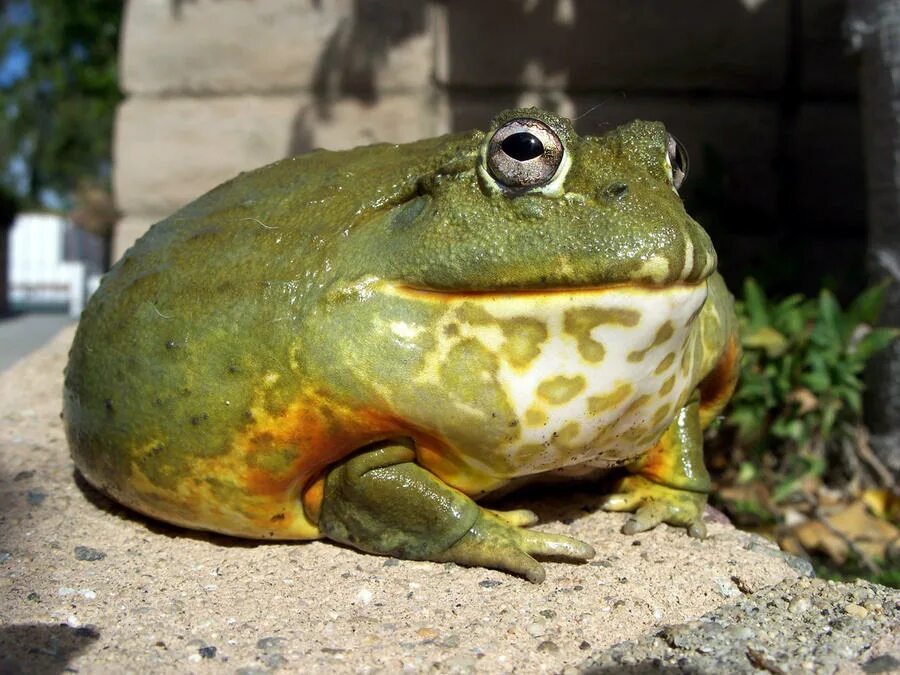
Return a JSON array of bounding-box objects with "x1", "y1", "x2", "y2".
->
[{"x1": 393, "y1": 280, "x2": 706, "y2": 300}]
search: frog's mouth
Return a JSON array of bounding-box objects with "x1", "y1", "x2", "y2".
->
[
  {"x1": 389, "y1": 242, "x2": 716, "y2": 300},
  {"x1": 393, "y1": 280, "x2": 707, "y2": 301}
]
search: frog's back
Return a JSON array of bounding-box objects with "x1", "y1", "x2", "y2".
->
[{"x1": 63, "y1": 132, "x2": 476, "y2": 539}]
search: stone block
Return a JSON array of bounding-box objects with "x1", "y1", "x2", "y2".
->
[
  {"x1": 112, "y1": 215, "x2": 160, "y2": 263},
  {"x1": 121, "y1": 0, "x2": 435, "y2": 96},
  {"x1": 291, "y1": 93, "x2": 450, "y2": 154},
  {"x1": 435, "y1": 1, "x2": 788, "y2": 92},
  {"x1": 114, "y1": 93, "x2": 443, "y2": 216},
  {"x1": 114, "y1": 95, "x2": 302, "y2": 217}
]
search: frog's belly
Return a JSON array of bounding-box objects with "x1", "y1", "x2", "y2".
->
[{"x1": 415, "y1": 283, "x2": 708, "y2": 480}]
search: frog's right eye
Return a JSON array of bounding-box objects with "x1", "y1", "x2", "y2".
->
[
  {"x1": 665, "y1": 133, "x2": 689, "y2": 190},
  {"x1": 486, "y1": 118, "x2": 564, "y2": 190}
]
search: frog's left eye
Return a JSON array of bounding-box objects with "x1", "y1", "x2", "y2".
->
[
  {"x1": 666, "y1": 133, "x2": 689, "y2": 190},
  {"x1": 486, "y1": 118, "x2": 564, "y2": 190}
]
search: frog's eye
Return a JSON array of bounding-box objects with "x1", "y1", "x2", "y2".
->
[
  {"x1": 486, "y1": 118, "x2": 564, "y2": 190},
  {"x1": 666, "y1": 133, "x2": 689, "y2": 190}
]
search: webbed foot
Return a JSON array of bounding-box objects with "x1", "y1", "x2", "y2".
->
[
  {"x1": 600, "y1": 474, "x2": 707, "y2": 538},
  {"x1": 601, "y1": 397, "x2": 710, "y2": 538},
  {"x1": 315, "y1": 443, "x2": 594, "y2": 582}
]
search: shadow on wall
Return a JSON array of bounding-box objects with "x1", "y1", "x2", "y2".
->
[
  {"x1": 0, "y1": 623, "x2": 100, "y2": 674},
  {"x1": 292, "y1": 0, "x2": 429, "y2": 155},
  {"x1": 442, "y1": 0, "x2": 799, "y2": 121}
]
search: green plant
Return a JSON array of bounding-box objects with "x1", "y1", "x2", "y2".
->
[
  {"x1": 706, "y1": 279, "x2": 900, "y2": 585},
  {"x1": 725, "y1": 279, "x2": 898, "y2": 487}
]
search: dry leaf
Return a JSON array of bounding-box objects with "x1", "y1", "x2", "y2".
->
[
  {"x1": 827, "y1": 499, "x2": 900, "y2": 561},
  {"x1": 793, "y1": 520, "x2": 849, "y2": 563},
  {"x1": 861, "y1": 488, "x2": 900, "y2": 523},
  {"x1": 787, "y1": 387, "x2": 818, "y2": 414}
]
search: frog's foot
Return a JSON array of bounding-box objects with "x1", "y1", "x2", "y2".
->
[
  {"x1": 600, "y1": 474, "x2": 707, "y2": 539},
  {"x1": 315, "y1": 442, "x2": 594, "y2": 583}
]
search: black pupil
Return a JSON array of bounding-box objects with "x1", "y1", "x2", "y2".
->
[{"x1": 501, "y1": 132, "x2": 544, "y2": 161}]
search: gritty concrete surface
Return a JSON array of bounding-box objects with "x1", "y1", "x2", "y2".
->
[{"x1": 0, "y1": 326, "x2": 889, "y2": 674}]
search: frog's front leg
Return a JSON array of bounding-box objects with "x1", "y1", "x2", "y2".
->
[
  {"x1": 601, "y1": 396, "x2": 711, "y2": 538},
  {"x1": 313, "y1": 440, "x2": 595, "y2": 582}
]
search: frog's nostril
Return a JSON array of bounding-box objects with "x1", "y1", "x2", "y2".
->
[
  {"x1": 599, "y1": 182, "x2": 629, "y2": 201},
  {"x1": 501, "y1": 132, "x2": 545, "y2": 162}
]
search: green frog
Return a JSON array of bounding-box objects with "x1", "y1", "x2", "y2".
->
[{"x1": 64, "y1": 108, "x2": 740, "y2": 582}]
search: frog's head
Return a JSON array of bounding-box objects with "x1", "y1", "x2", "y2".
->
[{"x1": 340, "y1": 107, "x2": 715, "y2": 294}]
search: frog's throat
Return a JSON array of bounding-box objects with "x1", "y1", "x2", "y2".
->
[{"x1": 385, "y1": 280, "x2": 711, "y2": 483}]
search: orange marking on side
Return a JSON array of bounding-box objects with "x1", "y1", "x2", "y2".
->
[
  {"x1": 301, "y1": 474, "x2": 326, "y2": 524},
  {"x1": 698, "y1": 333, "x2": 741, "y2": 428},
  {"x1": 146, "y1": 390, "x2": 409, "y2": 539},
  {"x1": 140, "y1": 382, "x2": 505, "y2": 538},
  {"x1": 634, "y1": 436, "x2": 676, "y2": 486},
  {"x1": 242, "y1": 409, "x2": 393, "y2": 497}
]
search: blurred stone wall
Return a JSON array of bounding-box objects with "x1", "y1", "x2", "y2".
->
[{"x1": 114, "y1": 0, "x2": 862, "y2": 298}]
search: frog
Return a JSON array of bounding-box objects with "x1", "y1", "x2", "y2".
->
[{"x1": 64, "y1": 107, "x2": 740, "y2": 583}]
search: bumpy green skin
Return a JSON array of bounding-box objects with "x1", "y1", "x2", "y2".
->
[{"x1": 64, "y1": 108, "x2": 739, "y2": 580}]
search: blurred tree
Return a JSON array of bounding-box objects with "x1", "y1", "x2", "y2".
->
[{"x1": 0, "y1": 0, "x2": 122, "y2": 236}]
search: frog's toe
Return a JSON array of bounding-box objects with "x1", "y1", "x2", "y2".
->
[
  {"x1": 448, "y1": 536, "x2": 547, "y2": 583},
  {"x1": 687, "y1": 520, "x2": 707, "y2": 539},
  {"x1": 622, "y1": 502, "x2": 707, "y2": 537},
  {"x1": 600, "y1": 475, "x2": 708, "y2": 537},
  {"x1": 621, "y1": 501, "x2": 668, "y2": 534},
  {"x1": 439, "y1": 510, "x2": 595, "y2": 583},
  {"x1": 517, "y1": 527, "x2": 596, "y2": 560},
  {"x1": 485, "y1": 507, "x2": 540, "y2": 527},
  {"x1": 598, "y1": 491, "x2": 643, "y2": 513}
]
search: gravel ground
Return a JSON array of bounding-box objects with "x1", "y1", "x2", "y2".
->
[
  {"x1": 580, "y1": 576, "x2": 900, "y2": 674},
  {"x1": 0, "y1": 326, "x2": 895, "y2": 674}
]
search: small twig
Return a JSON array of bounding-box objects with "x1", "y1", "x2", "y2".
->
[
  {"x1": 840, "y1": 435, "x2": 864, "y2": 494},
  {"x1": 854, "y1": 427, "x2": 896, "y2": 489}
]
